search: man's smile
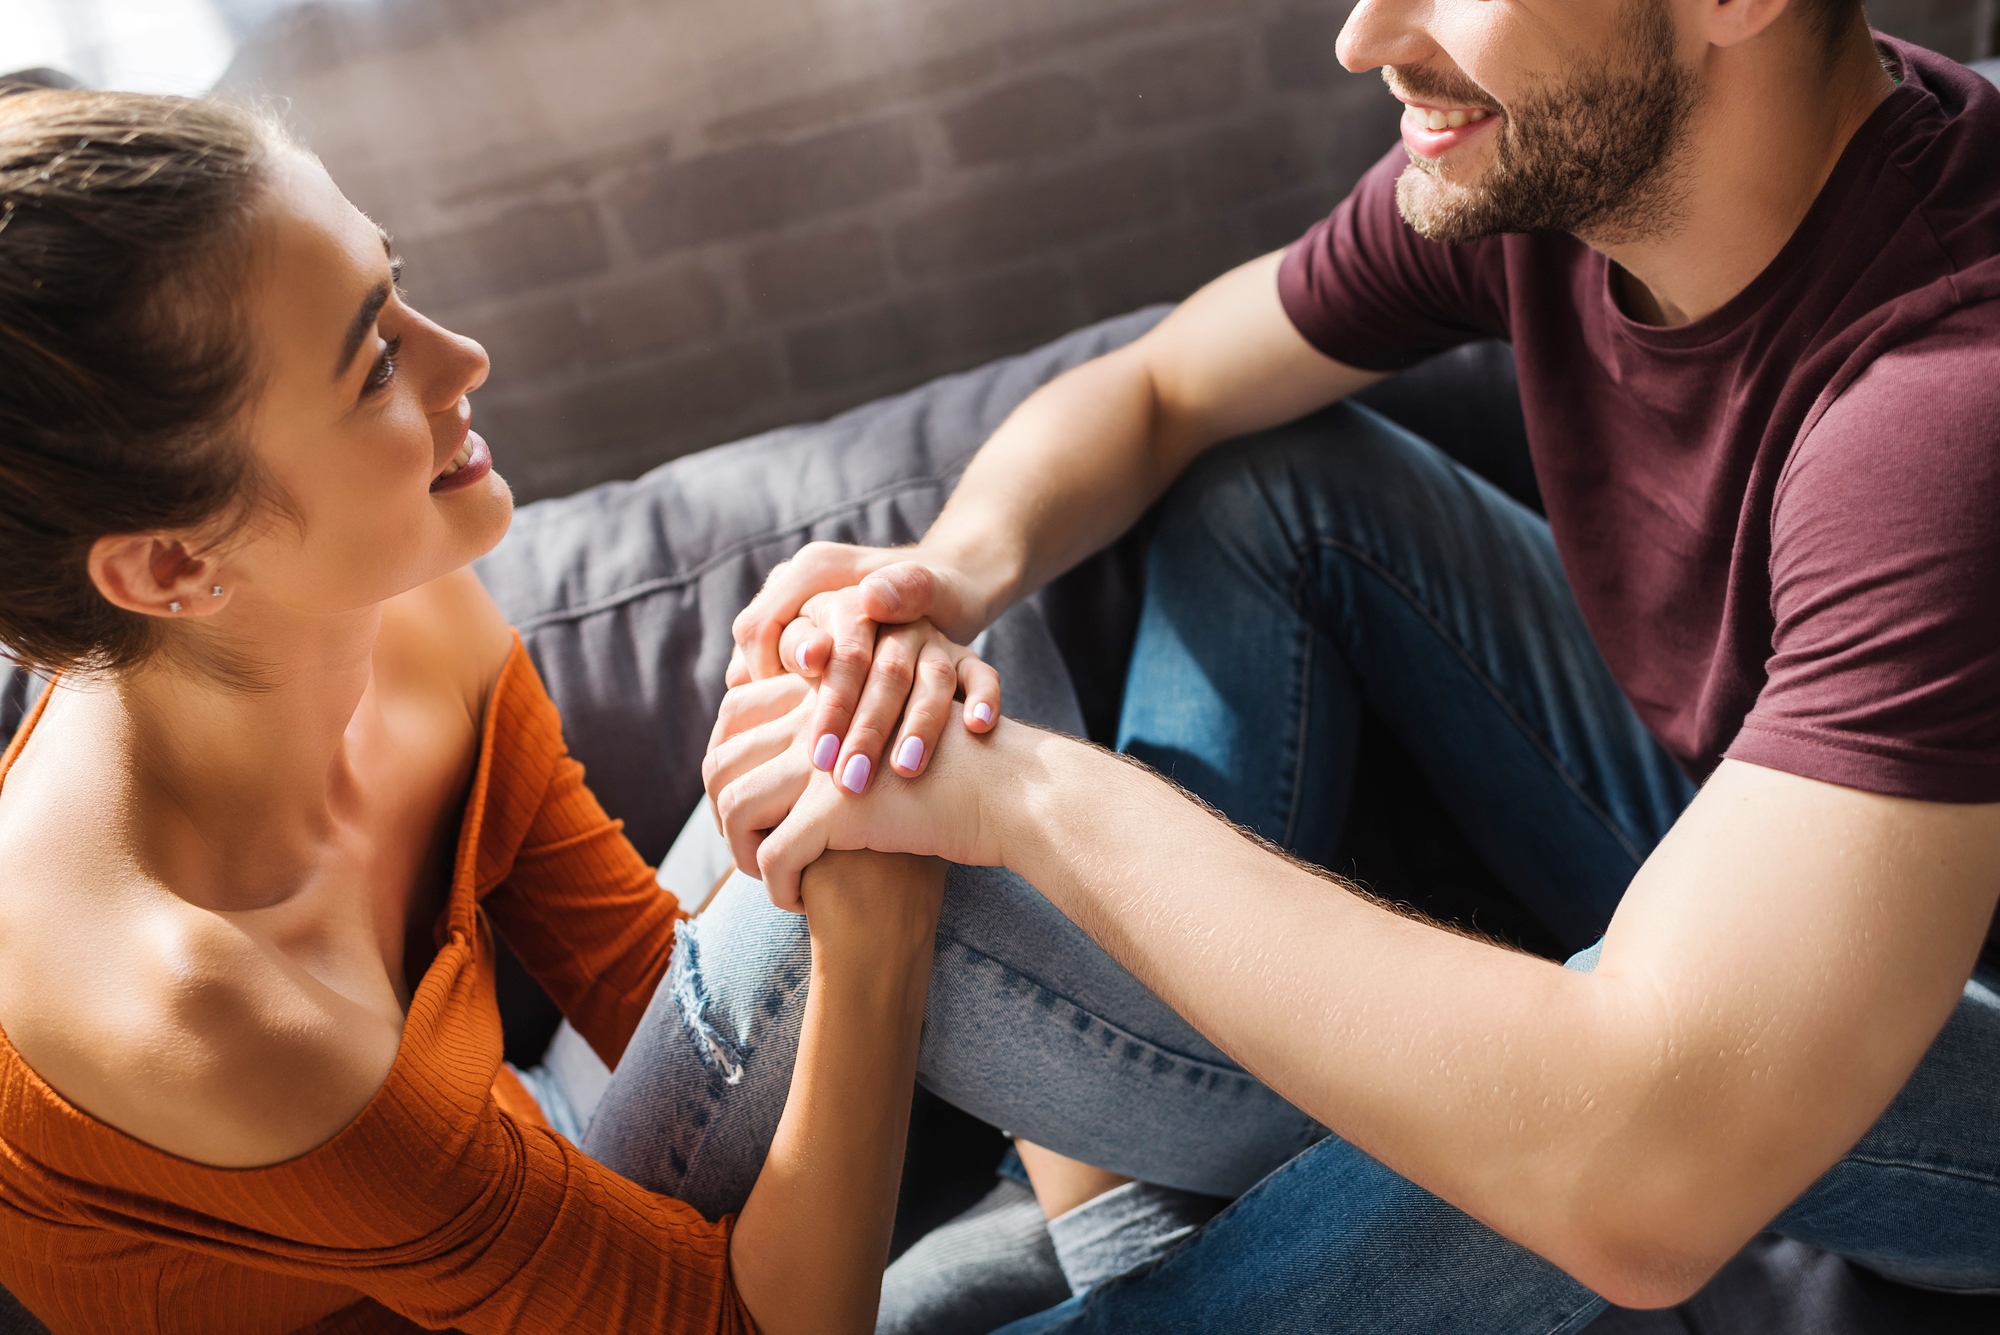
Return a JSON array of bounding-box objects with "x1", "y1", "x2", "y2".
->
[{"x1": 1398, "y1": 99, "x2": 1497, "y2": 160}]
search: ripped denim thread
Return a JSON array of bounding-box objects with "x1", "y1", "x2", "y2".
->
[{"x1": 671, "y1": 927, "x2": 746, "y2": 1085}]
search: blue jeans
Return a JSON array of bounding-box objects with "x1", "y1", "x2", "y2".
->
[
  {"x1": 583, "y1": 603, "x2": 1325, "y2": 1213},
  {"x1": 993, "y1": 405, "x2": 2000, "y2": 1332}
]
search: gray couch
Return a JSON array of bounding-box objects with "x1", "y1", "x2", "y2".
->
[{"x1": 1, "y1": 310, "x2": 1994, "y2": 1334}]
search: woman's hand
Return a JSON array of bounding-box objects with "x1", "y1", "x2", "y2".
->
[
  {"x1": 704, "y1": 670, "x2": 1012, "y2": 910},
  {"x1": 725, "y1": 544, "x2": 1006, "y2": 793},
  {"x1": 775, "y1": 594, "x2": 999, "y2": 793}
]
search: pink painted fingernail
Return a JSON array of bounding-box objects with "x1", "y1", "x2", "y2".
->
[
  {"x1": 840, "y1": 753, "x2": 871, "y2": 794},
  {"x1": 812, "y1": 734, "x2": 839, "y2": 770},
  {"x1": 972, "y1": 703, "x2": 994, "y2": 725},
  {"x1": 895, "y1": 736, "x2": 924, "y2": 772}
]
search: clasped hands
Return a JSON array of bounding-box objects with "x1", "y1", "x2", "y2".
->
[{"x1": 705, "y1": 543, "x2": 1009, "y2": 911}]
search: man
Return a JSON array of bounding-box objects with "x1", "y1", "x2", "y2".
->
[{"x1": 710, "y1": 0, "x2": 2000, "y2": 1327}]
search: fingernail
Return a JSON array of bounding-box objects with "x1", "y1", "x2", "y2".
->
[
  {"x1": 973, "y1": 703, "x2": 994, "y2": 725},
  {"x1": 895, "y1": 735, "x2": 924, "y2": 772},
  {"x1": 812, "y1": 734, "x2": 839, "y2": 771},
  {"x1": 841, "y1": 753, "x2": 871, "y2": 794},
  {"x1": 862, "y1": 575, "x2": 901, "y2": 613}
]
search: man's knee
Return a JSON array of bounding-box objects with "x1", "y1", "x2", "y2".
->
[{"x1": 1154, "y1": 403, "x2": 1467, "y2": 571}]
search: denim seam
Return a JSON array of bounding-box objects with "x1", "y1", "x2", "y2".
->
[
  {"x1": 1295, "y1": 535, "x2": 1648, "y2": 868},
  {"x1": 1059, "y1": 1131, "x2": 1606, "y2": 1334},
  {"x1": 1281, "y1": 625, "x2": 1315, "y2": 850},
  {"x1": 939, "y1": 939, "x2": 1268, "y2": 1091},
  {"x1": 510, "y1": 468, "x2": 962, "y2": 632},
  {"x1": 1839, "y1": 1151, "x2": 2000, "y2": 1190}
]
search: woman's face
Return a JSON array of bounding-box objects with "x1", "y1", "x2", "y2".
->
[{"x1": 223, "y1": 147, "x2": 509, "y2": 618}]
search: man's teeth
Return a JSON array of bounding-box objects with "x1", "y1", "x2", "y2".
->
[
  {"x1": 439, "y1": 439, "x2": 472, "y2": 477},
  {"x1": 1423, "y1": 107, "x2": 1489, "y2": 131}
]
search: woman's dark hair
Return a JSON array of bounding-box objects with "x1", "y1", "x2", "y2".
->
[{"x1": 0, "y1": 88, "x2": 274, "y2": 674}]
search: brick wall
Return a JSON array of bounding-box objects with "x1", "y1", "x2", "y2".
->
[
  {"x1": 222, "y1": 0, "x2": 1979, "y2": 502},
  {"x1": 222, "y1": 0, "x2": 1399, "y2": 500}
]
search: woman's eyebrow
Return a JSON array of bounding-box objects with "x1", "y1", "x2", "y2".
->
[{"x1": 332, "y1": 232, "x2": 402, "y2": 381}]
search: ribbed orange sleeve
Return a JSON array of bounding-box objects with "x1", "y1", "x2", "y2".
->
[
  {"x1": 0, "y1": 642, "x2": 759, "y2": 1335},
  {"x1": 472, "y1": 653, "x2": 684, "y2": 1070}
]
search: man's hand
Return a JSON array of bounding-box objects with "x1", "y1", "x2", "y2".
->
[
  {"x1": 726, "y1": 544, "x2": 1003, "y2": 794},
  {"x1": 727, "y1": 542, "x2": 995, "y2": 685}
]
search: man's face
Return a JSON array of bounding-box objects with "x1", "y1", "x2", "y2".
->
[{"x1": 1339, "y1": 0, "x2": 1703, "y2": 244}]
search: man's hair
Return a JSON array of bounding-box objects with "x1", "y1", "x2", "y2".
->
[{"x1": 1801, "y1": 0, "x2": 1869, "y2": 53}]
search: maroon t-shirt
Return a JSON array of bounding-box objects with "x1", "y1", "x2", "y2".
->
[{"x1": 1281, "y1": 39, "x2": 2000, "y2": 825}]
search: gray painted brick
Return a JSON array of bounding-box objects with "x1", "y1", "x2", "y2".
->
[
  {"x1": 943, "y1": 74, "x2": 1100, "y2": 167},
  {"x1": 485, "y1": 341, "x2": 784, "y2": 475},
  {"x1": 894, "y1": 150, "x2": 1179, "y2": 275},
  {"x1": 705, "y1": 48, "x2": 1002, "y2": 144},
  {"x1": 589, "y1": 264, "x2": 727, "y2": 357},
  {"x1": 618, "y1": 120, "x2": 923, "y2": 256},
  {"x1": 1100, "y1": 32, "x2": 1247, "y2": 129},
  {"x1": 786, "y1": 266, "x2": 1072, "y2": 392},
  {"x1": 1183, "y1": 113, "x2": 1310, "y2": 208},
  {"x1": 398, "y1": 201, "x2": 611, "y2": 309},
  {"x1": 742, "y1": 224, "x2": 890, "y2": 319},
  {"x1": 1079, "y1": 219, "x2": 1236, "y2": 319},
  {"x1": 1248, "y1": 185, "x2": 1348, "y2": 252},
  {"x1": 1264, "y1": 11, "x2": 1346, "y2": 90},
  {"x1": 449, "y1": 294, "x2": 591, "y2": 382}
]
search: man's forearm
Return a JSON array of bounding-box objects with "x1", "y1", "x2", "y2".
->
[
  {"x1": 989, "y1": 728, "x2": 1646, "y2": 1285},
  {"x1": 981, "y1": 725, "x2": 1997, "y2": 1307},
  {"x1": 913, "y1": 347, "x2": 1192, "y2": 630},
  {"x1": 914, "y1": 252, "x2": 1381, "y2": 632}
]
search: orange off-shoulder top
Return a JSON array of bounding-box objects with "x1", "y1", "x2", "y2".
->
[{"x1": 0, "y1": 640, "x2": 756, "y2": 1335}]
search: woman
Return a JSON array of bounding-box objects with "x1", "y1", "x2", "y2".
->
[
  {"x1": 0, "y1": 88, "x2": 954, "y2": 1335},
  {"x1": 0, "y1": 87, "x2": 1319, "y2": 1335}
]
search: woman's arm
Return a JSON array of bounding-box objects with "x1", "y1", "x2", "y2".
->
[{"x1": 729, "y1": 849, "x2": 944, "y2": 1335}]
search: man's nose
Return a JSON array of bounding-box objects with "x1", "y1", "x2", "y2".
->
[{"x1": 1337, "y1": 0, "x2": 1436, "y2": 75}]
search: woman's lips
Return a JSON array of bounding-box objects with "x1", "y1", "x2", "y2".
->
[
  {"x1": 1399, "y1": 103, "x2": 1497, "y2": 160},
  {"x1": 430, "y1": 430, "x2": 491, "y2": 494}
]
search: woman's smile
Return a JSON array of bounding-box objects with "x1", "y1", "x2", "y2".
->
[{"x1": 430, "y1": 428, "x2": 491, "y2": 493}]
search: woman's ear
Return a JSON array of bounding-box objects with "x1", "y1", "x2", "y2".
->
[{"x1": 88, "y1": 533, "x2": 229, "y2": 620}]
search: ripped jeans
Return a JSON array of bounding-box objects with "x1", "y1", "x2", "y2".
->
[{"x1": 579, "y1": 603, "x2": 1326, "y2": 1217}]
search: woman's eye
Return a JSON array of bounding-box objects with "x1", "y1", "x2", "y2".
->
[{"x1": 362, "y1": 336, "x2": 401, "y2": 397}]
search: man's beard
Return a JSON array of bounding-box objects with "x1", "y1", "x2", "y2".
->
[{"x1": 1393, "y1": 0, "x2": 1701, "y2": 245}]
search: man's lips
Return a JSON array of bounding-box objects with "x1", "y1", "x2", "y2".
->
[
  {"x1": 430, "y1": 430, "x2": 491, "y2": 493},
  {"x1": 1398, "y1": 101, "x2": 1497, "y2": 160}
]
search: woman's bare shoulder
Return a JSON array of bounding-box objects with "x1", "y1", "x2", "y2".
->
[
  {"x1": 0, "y1": 890, "x2": 403, "y2": 1168},
  {"x1": 378, "y1": 567, "x2": 516, "y2": 716}
]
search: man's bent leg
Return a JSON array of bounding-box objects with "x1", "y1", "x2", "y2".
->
[
  {"x1": 1119, "y1": 404, "x2": 1693, "y2": 949},
  {"x1": 992, "y1": 1132, "x2": 1606, "y2": 1335},
  {"x1": 585, "y1": 605, "x2": 1320, "y2": 1217},
  {"x1": 1775, "y1": 965, "x2": 2000, "y2": 1293}
]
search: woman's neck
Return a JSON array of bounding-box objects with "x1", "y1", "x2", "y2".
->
[{"x1": 110, "y1": 602, "x2": 386, "y2": 912}]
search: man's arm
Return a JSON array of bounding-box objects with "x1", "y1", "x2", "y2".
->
[
  {"x1": 732, "y1": 252, "x2": 1383, "y2": 783},
  {"x1": 746, "y1": 722, "x2": 2000, "y2": 1309}
]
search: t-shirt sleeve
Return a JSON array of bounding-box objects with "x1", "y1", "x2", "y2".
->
[
  {"x1": 1277, "y1": 146, "x2": 1508, "y2": 370},
  {"x1": 1727, "y1": 309, "x2": 2000, "y2": 801}
]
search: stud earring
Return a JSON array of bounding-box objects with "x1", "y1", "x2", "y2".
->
[
  {"x1": 211, "y1": 586, "x2": 224, "y2": 598},
  {"x1": 168, "y1": 601, "x2": 182, "y2": 613}
]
